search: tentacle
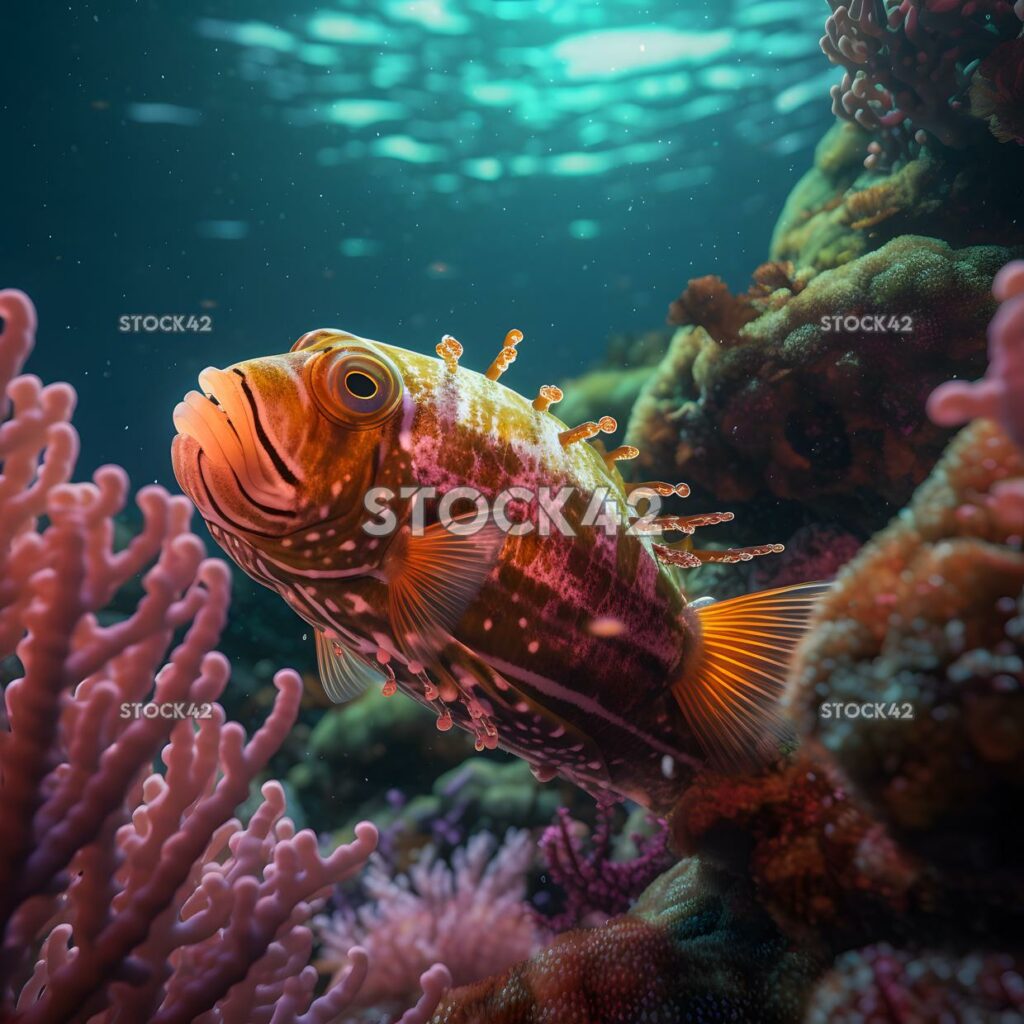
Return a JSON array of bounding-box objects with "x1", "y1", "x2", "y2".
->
[
  {"x1": 559, "y1": 415, "x2": 616, "y2": 447},
  {"x1": 435, "y1": 334, "x2": 463, "y2": 373},
  {"x1": 484, "y1": 329, "x2": 524, "y2": 381},
  {"x1": 532, "y1": 385, "x2": 563, "y2": 412},
  {"x1": 654, "y1": 540, "x2": 785, "y2": 568},
  {"x1": 631, "y1": 512, "x2": 735, "y2": 535},
  {"x1": 603, "y1": 444, "x2": 639, "y2": 471},
  {"x1": 626, "y1": 480, "x2": 691, "y2": 498}
]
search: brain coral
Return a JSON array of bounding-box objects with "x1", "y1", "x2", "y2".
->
[
  {"x1": 627, "y1": 236, "x2": 1015, "y2": 532},
  {"x1": 428, "y1": 859, "x2": 821, "y2": 1024},
  {"x1": 786, "y1": 419, "x2": 1024, "y2": 919}
]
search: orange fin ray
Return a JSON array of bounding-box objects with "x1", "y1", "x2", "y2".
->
[
  {"x1": 673, "y1": 582, "x2": 830, "y2": 772},
  {"x1": 383, "y1": 518, "x2": 507, "y2": 664}
]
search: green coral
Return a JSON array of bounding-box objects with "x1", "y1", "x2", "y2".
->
[{"x1": 627, "y1": 237, "x2": 1017, "y2": 533}]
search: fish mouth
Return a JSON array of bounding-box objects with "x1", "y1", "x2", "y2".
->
[{"x1": 172, "y1": 367, "x2": 297, "y2": 529}]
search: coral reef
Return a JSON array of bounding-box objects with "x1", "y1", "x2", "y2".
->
[
  {"x1": 771, "y1": 123, "x2": 1024, "y2": 276},
  {"x1": 788, "y1": 269, "x2": 1024, "y2": 916},
  {"x1": 0, "y1": 289, "x2": 448, "y2": 1022},
  {"x1": 667, "y1": 261, "x2": 807, "y2": 342},
  {"x1": 370, "y1": 756, "x2": 574, "y2": 871},
  {"x1": 804, "y1": 944, "x2": 1024, "y2": 1022},
  {"x1": 319, "y1": 830, "x2": 544, "y2": 1020},
  {"x1": 970, "y1": 36, "x2": 1024, "y2": 145},
  {"x1": 749, "y1": 523, "x2": 862, "y2": 592},
  {"x1": 929, "y1": 258, "x2": 1024, "y2": 447},
  {"x1": 669, "y1": 756, "x2": 918, "y2": 947},
  {"x1": 537, "y1": 799, "x2": 673, "y2": 931},
  {"x1": 429, "y1": 260, "x2": 1024, "y2": 1023},
  {"x1": 429, "y1": 859, "x2": 823, "y2": 1024},
  {"x1": 627, "y1": 236, "x2": 1012, "y2": 532},
  {"x1": 821, "y1": 0, "x2": 1022, "y2": 168}
]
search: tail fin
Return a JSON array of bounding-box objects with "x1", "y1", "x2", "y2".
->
[{"x1": 673, "y1": 582, "x2": 829, "y2": 773}]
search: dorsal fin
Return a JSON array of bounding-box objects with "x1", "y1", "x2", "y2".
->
[
  {"x1": 673, "y1": 582, "x2": 830, "y2": 772},
  {"x1": 315, "y1": 630, "x2": 386, "y2": 703}
]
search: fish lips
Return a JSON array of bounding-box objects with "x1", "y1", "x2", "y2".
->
[{"x1": 172, "y1": 380, "x2": 298, "y2": 537}]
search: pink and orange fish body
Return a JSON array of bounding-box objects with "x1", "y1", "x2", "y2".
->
[{"x1": 172, "y1": 328, "x2": 824, "y2": 812}]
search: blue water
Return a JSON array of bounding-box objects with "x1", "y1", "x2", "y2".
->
[{"x1": 3, "y1": 0, "x2": 832, "y2": 489}]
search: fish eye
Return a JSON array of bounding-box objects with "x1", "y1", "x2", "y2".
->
[
  {"x1": 309, "y1": 346, "x2": 403, "y2": 428},
  {"x1": 344, "y1": 370, "x2": 378, "y2": 399}
]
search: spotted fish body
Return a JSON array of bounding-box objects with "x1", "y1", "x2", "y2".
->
[{"x1": 172, "y1": 328, "x2": 822, "y2": 812}]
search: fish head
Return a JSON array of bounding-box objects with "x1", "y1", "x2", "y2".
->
[{"x1": 171, "y1": 328, "x2": 411, "y2": 569}]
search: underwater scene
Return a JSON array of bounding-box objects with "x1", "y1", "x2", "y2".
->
[{"x1": 2, "y1": 1, "x2": 1023, "y2": 1021}]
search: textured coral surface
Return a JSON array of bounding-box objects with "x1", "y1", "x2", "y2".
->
[
  {"x1": 430, "y1": 859, "x2": 821, "y2": 1024},
  {"x1": 788, "y1": 420, "x2": 1024, "y2": 907},
  {"x1": 628, "y1": 236, "x2": 1011, "y2": 531}
]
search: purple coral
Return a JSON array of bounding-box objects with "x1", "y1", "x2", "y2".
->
[
  {"x1": 0, "y1": 288, "x2": 449, "y2": 1023},
  {"x1": 821, "y1": 0, "x2": 1022, "y2": 167},
  {"x1": 318, "y1": 829, "x2": 544, "y2": 1018},
  {"x1": 538, "y1": 799, "x2": 674, "y2": 932}
]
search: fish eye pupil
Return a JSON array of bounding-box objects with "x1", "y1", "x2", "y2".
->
[{"x1": 344, "y1": 369, "x2": 378, "y2": 399}]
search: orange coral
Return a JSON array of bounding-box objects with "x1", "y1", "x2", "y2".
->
[
  {"x1": 788, "y1": 419, "x2": 1024, "y2": 904},
  {"x1": 667, "y1": 274, "x2": 758, "y2": 342},
  {"x1": 666, "y1": 263, "x2": 804, "y2": 343},
  {"x1": 430, "y1": 917, "x2": 686, "y2": 1023},
  {"x1": 669, "y1": 756, "x2": 917, "y2": 943}
]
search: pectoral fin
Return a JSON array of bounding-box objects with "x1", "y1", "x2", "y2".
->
[
  {"x1": 383, "y1": 519, "x2": 506, "y2": 661},
  {"x1": 315, "y1": 630, "x2": 387, "y2": 703},
  {"x1": 673, "y1": 582, "x2": 830, "y2": 772}
]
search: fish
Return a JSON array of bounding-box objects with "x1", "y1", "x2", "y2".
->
[{"x1": 171, "y1": 327, "x2": 826, "y2": 812}]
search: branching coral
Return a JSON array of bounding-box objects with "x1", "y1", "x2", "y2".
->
[
  {"x1": 821, "y1": 0, "x2": 1023, "y2": 168},
  {"x1": 537, "y1": 799, "x2": 673, "y2": 931},
  {"x1": 0, "y1": 288, "x2": 448, "y2": 1023},
  {"x1": 928, "y1": 258, "x2": 1024, "y2": 447},
  {"x1": 318, "y1": 829, "x2": 543, "y2": 1020}
]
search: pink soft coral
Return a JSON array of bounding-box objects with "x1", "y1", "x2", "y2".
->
[
  {"x1": 0, "y1": 288, "x2": 449, "y2": 1023},
  {"x1": 318, "y1": 829, "x2": 544, "y2": 1020},
  {"x1": 928, "y1": 259, "x2": 1024, "y2": 447}
]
